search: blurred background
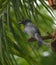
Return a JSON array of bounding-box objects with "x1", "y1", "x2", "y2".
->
[{"x1": 0, "y1": 0, "x2": 56, "y2": 65}]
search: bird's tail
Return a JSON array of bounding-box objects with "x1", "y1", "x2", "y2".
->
[{"x1": 34, "y1": 33, "x2": 50, "y2": 47}]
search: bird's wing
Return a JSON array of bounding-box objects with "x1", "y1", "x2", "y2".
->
[{"x1": 30, "y1": 23, "x2": 41, "y2": 35}]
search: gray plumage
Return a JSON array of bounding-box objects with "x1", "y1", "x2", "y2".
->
[{"x1": 20, "y1": 19, "x2": 49, "y2": 47}]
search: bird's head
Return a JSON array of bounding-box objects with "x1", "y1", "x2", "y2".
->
[{"x1": 19, "y1": 19, "x2": 31, "y2": 25}]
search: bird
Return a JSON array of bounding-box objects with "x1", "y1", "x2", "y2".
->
[{"x1": 19, "y1": 19, "x2": 49, "y2": 47}]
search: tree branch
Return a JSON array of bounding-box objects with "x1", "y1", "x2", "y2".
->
[{"x1": 28, "y1": 35, "x2": 53, "y2": 42}]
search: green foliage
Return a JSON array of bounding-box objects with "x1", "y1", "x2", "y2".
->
[{"x1": 0, "y1": 0, "x2": 56, "y2": 65}]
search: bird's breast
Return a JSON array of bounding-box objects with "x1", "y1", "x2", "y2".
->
[{"x1": 24, "y1": 26, "x2": 36, "y2": 37}]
